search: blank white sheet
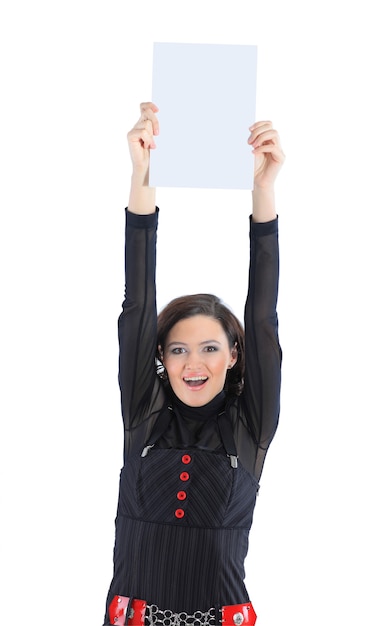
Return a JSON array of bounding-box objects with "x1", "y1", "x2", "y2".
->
[{"x1": 150, "y1": 42, "x2": 257, "y2": 189}]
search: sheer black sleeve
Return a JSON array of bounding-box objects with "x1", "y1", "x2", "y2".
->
[
  {"x1": 118, "y1": 209, "x2": 159, "y2": 436},
  {"x1": 242, "y1": 217, "x2": 282, "y2": 460}
]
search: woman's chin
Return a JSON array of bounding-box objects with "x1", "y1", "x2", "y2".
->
[{"x1": 173, "y1": 381, "x2": 215, "y2": 407}]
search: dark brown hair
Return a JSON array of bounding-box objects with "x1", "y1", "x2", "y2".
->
[{"x1": 156, "y1": 294, "x2": 245, "y2": 396}]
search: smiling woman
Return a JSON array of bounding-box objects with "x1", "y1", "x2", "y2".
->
[
  {"x1": 156, "y1": 293, "x2": 245, "y2": 398},
  {"x1": 161, "y1": 314, "x2": 238, "y2": 407},
  {"x1": 102, "y1": 102, "x2": 284, "y2": 626}
]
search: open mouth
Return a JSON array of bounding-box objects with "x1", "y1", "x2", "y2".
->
[{"x1": 183, "y1": 376, "x2": 208, "y2": 388}]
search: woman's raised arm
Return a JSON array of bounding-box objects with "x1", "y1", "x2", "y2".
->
[
  {"x1": 243, "y1": 122, "x2": 284, "y2": 471},
  {"x1": 118, "y1": 104, "x2": 161, "y2": 444}
]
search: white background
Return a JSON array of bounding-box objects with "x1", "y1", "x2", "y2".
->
[{"x1": 1, "y1": 1, "x2": 389, "y2": 625}]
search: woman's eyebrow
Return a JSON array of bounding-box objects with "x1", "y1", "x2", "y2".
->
[
  {"x1": 199, "y1": 340, "x2": 222, "y2": 346},
  {"x1": 166, "y1": 340, "x2": 222, "y2": 348}
]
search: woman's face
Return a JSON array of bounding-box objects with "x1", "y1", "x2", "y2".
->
[{"x1": 161, "y1": 315, "x2": 237, "y2": 407}]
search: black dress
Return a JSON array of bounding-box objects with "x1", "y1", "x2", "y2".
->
[{"x1": 103, "y1": 209, "x2": 281, "y2": 625}]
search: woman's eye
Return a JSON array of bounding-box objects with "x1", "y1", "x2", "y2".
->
[
  {"x1": 204, "y1": 346, "x2": 217, "y2": 352},
  {"x1": 171, "y1": 347, "x2": 186, "y2": 354}
]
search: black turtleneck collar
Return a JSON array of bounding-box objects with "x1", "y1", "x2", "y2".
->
[{"x1": 168, "y1": 388, "x2": 226, "y2": 422}]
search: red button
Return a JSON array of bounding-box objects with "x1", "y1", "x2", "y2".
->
[
  {"x1": 180, "y1": 471, "x2": 190, "y2": 481},
  {"x1": 182, "y1": 454, "x2": 192, "y2": 464},
  {"x1": 177, "y1": 491, "x2": 187, "y2": 501},
  {"x1": 175, "y1": 508, "x2": 185, "y2": 519}
]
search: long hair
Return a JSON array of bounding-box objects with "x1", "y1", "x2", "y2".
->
[{"x1": 156, "y1": 294, "x2": 245, "y2": 397}]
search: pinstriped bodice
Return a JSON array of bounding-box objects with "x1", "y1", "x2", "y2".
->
[
  {"x1": 109, "y1": 446, "x2": 259, "y2": 615},
  {"x1": 119, "y1": 448, "x2": 258, "y2": 528}
]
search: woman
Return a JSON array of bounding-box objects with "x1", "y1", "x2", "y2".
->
[{"x1": 103, "y1": 102, "x2": 284, "y2": 626}]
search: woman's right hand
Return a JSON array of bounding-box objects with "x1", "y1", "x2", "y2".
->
[{"x1": 127, "y1": 102, "x2": 159, "y2": 179}]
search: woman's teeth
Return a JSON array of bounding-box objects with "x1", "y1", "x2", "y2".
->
[{"x1": 184, "y1": 376, "x2": 208, "y2": 387}]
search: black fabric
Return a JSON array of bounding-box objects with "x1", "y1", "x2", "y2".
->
[{"x1": 103, "y1": 208, "x2": 282, "y2": 624}]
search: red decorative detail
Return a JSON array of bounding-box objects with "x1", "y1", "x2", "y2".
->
[
  {"x1": 181, "y1": 454, "x2": 192, "y2": 464},
  {"x1": 128, "y1": 599, "x2": 147, "y2": 625},
  {"x1": 175, "y1": 508, "x2": 185, "y2": 518},
  {"x1": 108, "y1": 596, "x2": 146, "y2": 625},
  {"x1": 177, "y1": 490, "x2": 187, "y2": 500},
  {"x1": 109, "y1": 595, "x2": 129, "y2": 625},
  {"x1": 221, "y1": 601, "x2": 257, "y2": 625},
  {"x1": 179, "y1": 471, "x2": 190, "y2": 481}
]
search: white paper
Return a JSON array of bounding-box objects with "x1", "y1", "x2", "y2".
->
[{"x1": 150, "y1": 43, "x2": 257, "y2": 189}]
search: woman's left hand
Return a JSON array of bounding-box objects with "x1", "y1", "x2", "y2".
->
[{"x1": 248, "y1": 122, "x2": 285, "y2": 190}]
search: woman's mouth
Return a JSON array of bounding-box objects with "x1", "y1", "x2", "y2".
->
[{"x1": 183, "y1": 376, "x2": 208, "y2": 389}]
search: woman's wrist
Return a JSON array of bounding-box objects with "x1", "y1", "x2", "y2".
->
[
  {"x1": 252, "y1": 186, "x2": 277, "y2": 223},
  {"x1": 128, "y1": 172, "x2": 156, "y2": 215},
  {"x1": 131, "y1": 165, "x2": 150, "y2": 186}
]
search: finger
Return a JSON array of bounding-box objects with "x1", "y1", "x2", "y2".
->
[
  {"x1": 140, "y1": 102, "x2": 160, "y2": 135},
  {"x1": 251, "y1": 129, "x2": 280, "y2": 148},
  {"x1": 248, "y1": 124, "x2": 274, "y2": 145},
  {"x1": 248, "y1": 121, "x2": 272, "y2": 140},
  {"x1": 248, "y1": 125, "x2": 276, "y2": 144},
  {"x1": 127, "y1": 127, "x2": 156, "y2": 150},
  {"x1": 132, "y1": 117, "x2": 158, "y2": 144},
  {"x1": 252, "y1": 144, "x2": 282, "y2": 154},
  {"x1": 249, "y1": 120, "x2": 272, "y2": 131},
  {"x1": 134, "y1": 117, "x2": 154, "y2": 134},
  {"x1": 252, "y1": 144, "x2": 285, "y2": 162},
  {"x1": 140, "y1": 111, "x2": 159, "y2": 136},
  {"x1": 140, "y1": 101, "x2": 159, "y2": 113}
]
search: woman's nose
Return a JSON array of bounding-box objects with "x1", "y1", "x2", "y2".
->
[{"x1": 184, "y1": 352, "x2": 202, "y2": 370}]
